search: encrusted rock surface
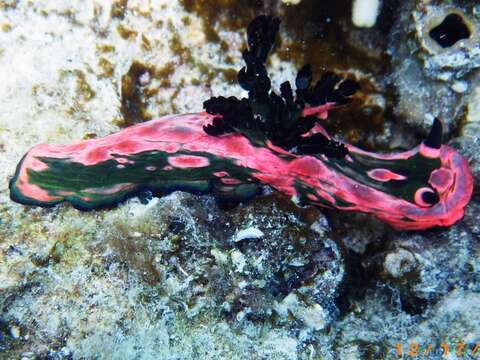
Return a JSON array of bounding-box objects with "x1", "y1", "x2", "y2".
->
[
  {"x1": 453, "y1": 73, "x2": 480, "y2": 181},
  {"x1": 389, "y1": 0, "x2": 480, "y2": 132},
  {"x1": 0, "y1": 1, "x2": 479, "y2": 359},
  {"x1": 0, "y1": 192, "x2": 344, "y2": 359}
]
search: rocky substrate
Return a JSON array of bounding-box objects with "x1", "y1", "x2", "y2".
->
[{"x1": 0, "y1": 1, "x2": 478, "y2": 359}]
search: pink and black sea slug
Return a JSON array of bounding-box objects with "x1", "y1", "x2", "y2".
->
[{"x1": 9, "y1": 16, "x2": 473, "y2": 230}]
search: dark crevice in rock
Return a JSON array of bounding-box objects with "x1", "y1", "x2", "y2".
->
[
  {"x1": 335, "y1": 247, "x2": 381, "y2": 316},
  {"x1": 429, "y1": 13, "x2": 470, "y2": 48},
  {"x1": 399, "y1": 292, "x2": 429, "y2": 315},
  {"x1": 375, "y1": 0, "x2": 402, "y2": 36}
]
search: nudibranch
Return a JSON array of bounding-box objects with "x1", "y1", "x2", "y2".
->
[{"x1": 9, "y1": 16, "x2": 473, "y2": 230}]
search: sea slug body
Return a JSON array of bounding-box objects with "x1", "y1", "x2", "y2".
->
[{"x1": 9, "y1": 16, "x2": 473, "y2": 231}]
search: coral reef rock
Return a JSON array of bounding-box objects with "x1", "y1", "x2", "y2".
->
[
  {"x1": 0, "y1": 1, "x2": 479, "y2": 359},
  {"x1": 389, "y1": 0, "x2": 480, "y2": 131}
]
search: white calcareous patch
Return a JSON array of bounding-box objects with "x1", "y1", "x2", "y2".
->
[
  {"x1": 352, "y1": 0, "x2": 381, "y2": 28},
  {"x1": 231, "y1": 250, "x2": 247, "y2": 273},
  {"x1": 452, "y1": 80, "x2": 468, "y2": 93},
  {"x1": 281, "y1": 0, "x2": 302, "y2": 5},
  {"x1": 234, "y1": 227, "x2": 264, "y2": 242}
]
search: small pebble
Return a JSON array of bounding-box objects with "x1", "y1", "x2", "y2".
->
[
  {"x1": 384, "y1": 248, "x2": 417, "y2": 278},
  {"x1": 452, "y1": 81, "x2": 468, "y2": 93},
  {"x1": 234, "y1": 227, "x2": 264, "y2": 242},
  {"x1": 10, "y1": 325, "x2": 20, "y2": 339}
]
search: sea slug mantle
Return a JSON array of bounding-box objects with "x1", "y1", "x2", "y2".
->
[{"x1": 9, "y1": 16, "x2": 473, "y2": 231}]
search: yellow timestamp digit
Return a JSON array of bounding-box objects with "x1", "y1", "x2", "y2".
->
[
  {"x1": 395, "y1": 343, "x2": 403, "y2": 358},
  {"x1": 394, "y1": 341, "x2": 480, "y2": 357},
  {"x1": 408, "y1": 342, "x2": 419, "y2": 357},
  {"x1": 440, "y1": 343, "x2": 449, "y2": 357},
  {"x1": 472, "y1": 343, "x2": 479, "y2": 355},
  {"x1": 455, "y1": 342, "x2": 465, "y2": 356}
]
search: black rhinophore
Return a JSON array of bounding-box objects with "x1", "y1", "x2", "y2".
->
[{"x1": 424, "y1": 117, "x2": 443, "y2": 149}]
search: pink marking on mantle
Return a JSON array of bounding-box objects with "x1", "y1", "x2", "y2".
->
[
  {"x1": 367, "y1": 169, "x2": 407, "y2": 182},
  {"x1": 419, "y1": 143, "x2": 441, "y2": 158},
  {"x1": 220, "y1": 178, "x2": 243, "y2": 185},
  {"x1": 302, "y1": 103, "x2": 336, "y2": 119},
  {"x1": 429, "y1": 168, "x2": 453, "y2": 193},
  {"x1": 168, "y1": 155, "x2": 210, "y2": 168},
  {"x1": 414, "y1": 187, "x2": 435, "y2": 208}
]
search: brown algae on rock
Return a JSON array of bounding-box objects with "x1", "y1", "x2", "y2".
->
[{"x1": 120, "y1": 61, "x2": 156, "y2": 126}]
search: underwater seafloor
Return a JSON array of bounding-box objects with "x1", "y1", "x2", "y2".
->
[{"x1": 0, "y1": 0, "x2": 479, "y2": 359}]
